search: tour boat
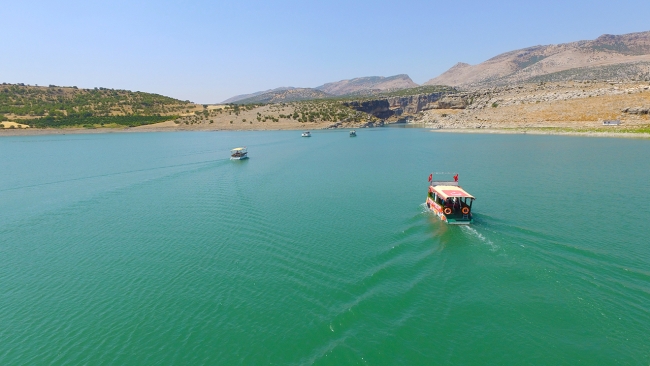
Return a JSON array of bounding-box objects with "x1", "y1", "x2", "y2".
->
[
  {"x1": 349, "y1": 130, "x2": 357, "y2": 137},
  {"x1": 425, "y1": 173, "x2": 475, "y2": 225},
  {"x1": 302, "y1": 131, "x2": 311, "y2": 137},
  {"x1": 230, "y1": 147, "x2": 248, "y2": 160}
]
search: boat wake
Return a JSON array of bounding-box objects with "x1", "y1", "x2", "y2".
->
[{"x1": 461, "y1": 225, "x2": 499, "y2": 252}]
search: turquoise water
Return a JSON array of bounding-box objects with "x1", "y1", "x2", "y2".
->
[{"x1": 1, "y1": 129, "x2": 649, "y2": 365}]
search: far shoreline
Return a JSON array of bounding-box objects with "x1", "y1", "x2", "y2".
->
[
  {"x1": 1, "y1": 124, "x2": 650, "y2": 139},
  {"x1": 429, "y1": 127, "x2": 650, "y2": 139},
  {"x1": 0, "y1": 125, "x2": 324, "y2": 137}
]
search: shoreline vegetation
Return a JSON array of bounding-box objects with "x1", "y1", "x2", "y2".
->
[
  {"x1": 3, "y1": 122, "x2": 649, "y2": 139},
  {"x1": 2, "y1": 81, "x2": 650, "y2": 139},
  {"x1": 0, "y1": 83, "x2": 193, "y2": 129}
]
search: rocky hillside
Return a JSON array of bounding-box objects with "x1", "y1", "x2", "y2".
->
[
  {"x1": 425, "y1": 31, "x2": 650, "y2": 87},
  {"x1": 315, "y1": 74, "x2": 418, "y2": 96},
  {"x1": 233, "y1": 88, "x2": 333, "y2": 104},
  {"x1": 414, "y1": 80, "x2": 650, "y2": 131}
]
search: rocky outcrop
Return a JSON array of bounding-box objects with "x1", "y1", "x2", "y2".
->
[
  {"x1": 436, "y1": 95, "x2": 469, "y2": 109},
  {"x1": 623, "y1": 106, "x2": 650, "y2": 114},
  {"x1": 324, "y1": 119, "x2": 385, "y2": 129},
  {"x1": 359, "y1": 120, "x2": 385, "y2": 128}
]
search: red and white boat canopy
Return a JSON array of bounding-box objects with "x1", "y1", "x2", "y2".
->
[{"x1": 431, "y1": 185, "x2": 475, "y2": 200}]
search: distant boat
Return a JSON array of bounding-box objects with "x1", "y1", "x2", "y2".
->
[
  {"x1": 349, "y1": 130, "x2": 357, "y2": 137},
  {"x1": 230, "y1": 147, "x2": 248, "y2": 160},
  {"x1": 301, "y1": 131, "x2": 311, "y2": 137},
  {"x1": 425, "y1": 173, "x2": 475, "y2": 225}
]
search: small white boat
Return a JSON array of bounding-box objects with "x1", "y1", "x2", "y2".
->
[
  {"x1": 349, "y1": 130, "x2": 357, "y2": 137},
  {"x1": 230, "y1": 147, "x2": 248, "y2": 160},
  {"x1": 301, "y1": 131, "x2": 311, "y2": 137}
]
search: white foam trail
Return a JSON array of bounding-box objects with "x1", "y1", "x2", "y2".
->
[{"x1": 462, "y1": 226, "x2": 499, "y2": 252}]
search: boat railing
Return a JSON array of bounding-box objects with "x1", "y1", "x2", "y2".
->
[{"x1": 431, "y1": 181, "x2": 458, "y2": 186}]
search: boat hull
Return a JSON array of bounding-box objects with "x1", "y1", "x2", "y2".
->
[
  {"x1": 425, "y1": 197, "x2": 472, "y2": 225},
  {"x1": 230, "y1": 156, "x2": 249, "y2": 160}
]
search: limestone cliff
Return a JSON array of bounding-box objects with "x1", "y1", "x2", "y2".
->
[{"x1": 344, "y1": 91, "x2": 466, "y2": 121}]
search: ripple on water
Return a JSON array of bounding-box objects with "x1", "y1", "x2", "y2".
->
[{"x1": 1, "y1": 131, "x2": 649, "y2": 364}]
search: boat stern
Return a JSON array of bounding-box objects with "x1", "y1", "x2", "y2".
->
[{"x1": 426, "y1": 181, "x2": 475, "y2": 225}]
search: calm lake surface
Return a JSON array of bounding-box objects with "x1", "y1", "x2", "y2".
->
[{"x1": 1, "y1": 129, "x2": 649, "y2": 365}]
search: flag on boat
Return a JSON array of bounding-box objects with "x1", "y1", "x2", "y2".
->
[
  {"x1": 428, "y1": 174, "x2": 433, "y2": 182},
  {"x1": 453, "y1": 174, "x2": 458, "y2": 182}
]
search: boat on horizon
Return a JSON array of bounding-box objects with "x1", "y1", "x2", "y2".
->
[
  {"x1": 230, "y1": 147, "x2": 248, "y2": 160},
  {"x1": 301, "y1": 131, "x2": 311, "y2": 137},
  {"x1": 425, "y1": 173, "x2": 475, "y2": 225},
  {"x1": 349, "y1": 130, "x2": 356, "y2": 137}
]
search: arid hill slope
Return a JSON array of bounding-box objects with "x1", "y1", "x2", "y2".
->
[{"x1": 425, "y1": 31, "x2": 650, "y2": 87}]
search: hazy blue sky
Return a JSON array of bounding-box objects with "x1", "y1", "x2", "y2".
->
[{"x1": 3, "y1": 0, "x2": 650, "y2": 103}]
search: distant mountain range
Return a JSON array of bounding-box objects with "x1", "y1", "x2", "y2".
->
[
  {"x1": 425, "y1": 31, "x2": 650, "y2": 87},
  {"x1": 315, "y1": 74, "x2": 417, "y2": 96},
  {"x1": 224, "y1": 31, "x2": 650, "y2": 104},
  {"x1": 232, "y1": 88, "x2": 333, "y2": 104},
  {"x1": 223, "y1": 74, "x2": 418, "y2": 104},
  {"x1": 222, "y1": 87, "x2": 296, "y2": 103}
]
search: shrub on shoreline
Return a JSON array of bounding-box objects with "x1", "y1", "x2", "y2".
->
[{"x1": 24, "y1": 115, "x2": 178, "y2": 128}]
